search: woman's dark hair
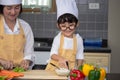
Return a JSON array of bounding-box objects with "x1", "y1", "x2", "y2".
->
[
  {"x1": 0, "y1": 4, "x2": 22, "y2": 14},
  {"x1": 57, "y1": 13, "x2": 78, "y2": 25},
  {"x1": 0, "y1": 5, "x2": 4, "y2": 14}
]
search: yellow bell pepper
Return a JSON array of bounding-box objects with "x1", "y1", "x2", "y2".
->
[
  {"x1": 82, "y1": 64, "x2": 94, "y2": 76},
  {"x1": 99, "y1": 68, "x2": 106, "y2": 80}
]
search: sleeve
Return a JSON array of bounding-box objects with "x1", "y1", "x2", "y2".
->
[
  {"x1": 20, "y1": 20, "x2": 35, "y2": 67},
  {"x1": 50, "y1": 34, "x2": 60, "y2": 57},
  {"x1": 76, "y1": 34, "x2": 84, "y2": 59}
]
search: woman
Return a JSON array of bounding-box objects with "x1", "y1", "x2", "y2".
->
[{"x1": 0, "y1": 0, "x2": 35, "y2": 70}]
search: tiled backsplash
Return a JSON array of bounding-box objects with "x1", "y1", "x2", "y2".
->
[{"x1": 19, "y1": 0, "x2": 108, "y2": 39}]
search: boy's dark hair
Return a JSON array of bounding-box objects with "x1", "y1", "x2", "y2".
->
[
  {"x1": 0, "y1": 4, "x2": 23, "y2": 14},
  {"x1": 57, "y1": 13, "x2": 78, "y2": 25}
]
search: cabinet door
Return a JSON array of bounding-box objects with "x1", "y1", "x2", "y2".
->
[
  {"x1": 84, "y1": 53, "x2": 111, "y2": 73},
  {"x1": 34, "y1": 51, "x2": 50, "y2": 65}
]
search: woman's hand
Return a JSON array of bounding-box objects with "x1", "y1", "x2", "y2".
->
[
  {"x1": 0, "y1": 59, "x2": 14, "y2": 70},
  {"x1": 20, "y1": 60, "x2": 31, "y2": 70}
]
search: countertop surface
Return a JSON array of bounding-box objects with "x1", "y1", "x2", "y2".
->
[
  {"x1": 13, "y1": 70, "x2": 67, "y2": 80},
  {"x1": 34, "y1": 47, "x2": 111, "y2": 53},
  {"x1": 85, "y1": 73, "x2": 120, "y2": 80},
  {"x1": 13, "y1": 70, "x2": 120, "y2": 80},
  {"x1": 106, "y1": 73, "x2": 120, "y2": 80},
  {"x1": 34, "y1": 38, "x2": 111, "y2": 53}
]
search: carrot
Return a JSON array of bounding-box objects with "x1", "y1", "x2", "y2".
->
[
  {"x1": 0, "y1": 73, "x2": 8, "y2": 77},
  {"x1": 0, "y1": 70, "x2": 24, "y2": 79}
]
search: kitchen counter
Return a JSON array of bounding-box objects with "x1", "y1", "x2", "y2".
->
[
  {"x1": 13, "y1": 70, "x2": 67, "y2": 80},
  {"x1": 34, "y1": 38, "x2": 111, "y2": 53},
  {"x1": 84, "y1": 47, "x2": 111, "y2": 53},
  {"x1": 33, "y1": 38, "x2": 111, "y2": 70},
  {"x1": 106, "y1": 73, "x2": 120, "y2": 80},
  {"x1": 85, "y1": 73, "x2": 120, "y2": 80},
  {"x1": 12, "y1": 70, "x2": 120, "y2": 80},
  {"x1": 34, "y1": 47, "x2": 111, "y2": 53}
]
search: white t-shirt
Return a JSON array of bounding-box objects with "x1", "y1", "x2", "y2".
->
[
  {"x1": 50, "y1": 32, "x2": 84, "y2": 59},
  {"x1": 3, "y1": 18, "x2": 35, "y2": 67}
]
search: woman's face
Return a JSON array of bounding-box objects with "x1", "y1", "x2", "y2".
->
[{"x1": 3, "y1": 4, "x2": 21, "y2": 22}]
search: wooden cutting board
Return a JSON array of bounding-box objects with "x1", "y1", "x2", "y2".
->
[{"x1": 13, "y1": 70, "x2": 68, "y2": 80}]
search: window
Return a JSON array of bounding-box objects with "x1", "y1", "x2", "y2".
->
[{"x1": 22, "y1": 0, "x2": 56, "y2": 13}]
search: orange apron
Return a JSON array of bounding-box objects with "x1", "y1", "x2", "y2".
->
[
  {"x1": 0, "y1": 15, "x2": 26, "y2": 65},
  {"x1": 45, "y1": 34, "x2": 77, "y2": 71}
]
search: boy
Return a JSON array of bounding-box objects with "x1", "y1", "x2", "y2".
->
[{"x1": 45, "y1": 0, "x2": 84, "y2": 71}]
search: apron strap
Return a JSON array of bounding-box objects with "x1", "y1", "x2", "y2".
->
[
  {"x1": 0, "y1": 15, "x2": 4, "y2": 34},
  {"x1": 59, "y1": 33, "x2": 77, "y2": 55},
  {"x1": 59, "y1": 33, "x2": 64, "y2": 49},
  {"x1": 73, "y1": 34, "x2": 77, "y2": 53}
]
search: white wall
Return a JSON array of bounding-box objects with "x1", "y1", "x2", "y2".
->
[{"x1": 108, "y1": 0, "x2": 120, "y2": 73}]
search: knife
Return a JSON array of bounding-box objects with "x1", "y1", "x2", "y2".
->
[
  {"x1": 66, "y1": 61, "x2": 69, "y2": 69},
  {"x1": 50, "y1": 63, "x2": 60, "y2": 69}
]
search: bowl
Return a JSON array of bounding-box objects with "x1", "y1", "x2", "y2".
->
[{"x1": 55, "y1": 68, "x2": 70, "y2": 76}]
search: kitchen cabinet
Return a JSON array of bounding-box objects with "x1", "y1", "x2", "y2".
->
[
  {"x1": 84, "y1": 52, "x2": 111, "y2": 73},
  {"x1": 34, "y1": 51, "x2": 50, "y2": 65}
]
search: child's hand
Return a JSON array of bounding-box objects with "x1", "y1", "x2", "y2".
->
[{"x1": 58, "y1": 57, "x2": 68, "y2": 69}]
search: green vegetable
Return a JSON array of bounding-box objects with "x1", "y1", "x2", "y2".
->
[
  {"x1": 13, "y1": 67, "x2": 25, "y2": 72},
  {"x1": 0, "y1": 66, "x2": 3, "y2": 70},
  {"x1": 0, "y1": 76, "x2": 7, "y2": 80},
  {"x1": 78, "y1": 65, "x2": 83, "y2": 71},
  {"x1": 88, "y1": 69, "x2": 100, "y2": 80}
]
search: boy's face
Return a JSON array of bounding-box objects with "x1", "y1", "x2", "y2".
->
[{"x1": 58, "y1": 22, "x2": 77, "y2": 38}]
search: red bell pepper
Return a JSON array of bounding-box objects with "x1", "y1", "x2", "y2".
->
[{"x1": 70, "y1": 69, "x2": 85, "y2": 80}]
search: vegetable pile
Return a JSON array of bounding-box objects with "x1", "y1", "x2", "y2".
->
[
  {"x1": 69, "y1": 63, "x2": 106, "y2": 80},
  {"x1": 0, "y1": 70, "x2": 24, "y2": 79},
  {"x1": 79, "y1": 63, "x2": 106, "y2": 80},
  {"x1": 12, "y1": 67, "x2": 25, "y2": 72},
  {"x1": 0, "y1": 76, "x2": 7, "y2": 80},
  {"x1": 0, "y1": 66, "x2": 24, "y2": 80}
]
